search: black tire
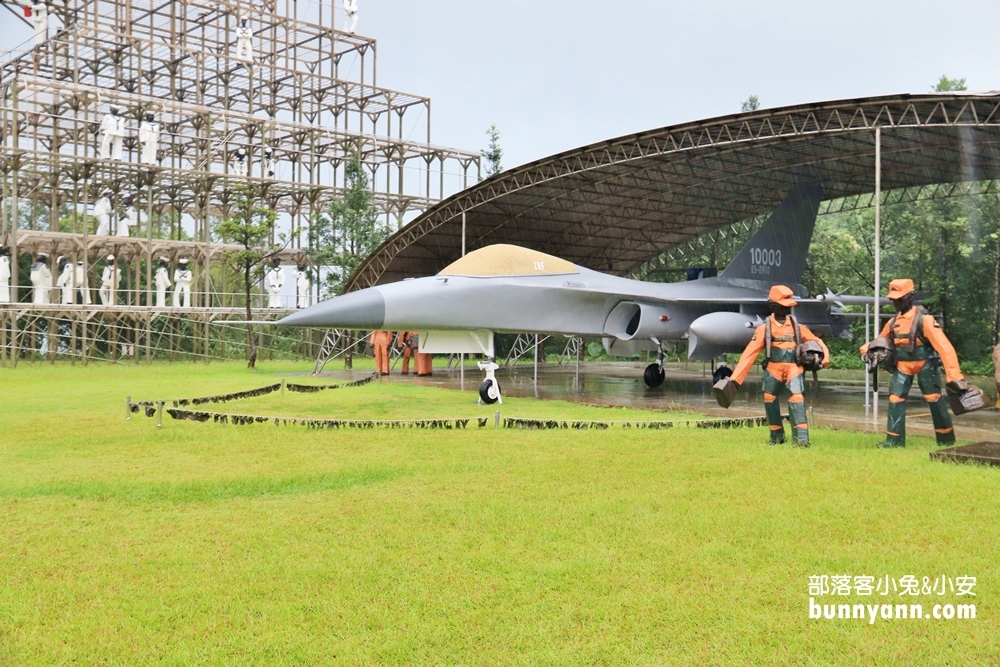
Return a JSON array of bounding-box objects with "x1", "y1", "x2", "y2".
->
[
  {"x1": 643, "y1": 363, "x2": 665, "y2": 388},
  {"x1": 712, "y1": 366, "x2": 733, "y2": 384},
  {"x1": 479, "y1": 378, "x2": 500, "y2": 404}
]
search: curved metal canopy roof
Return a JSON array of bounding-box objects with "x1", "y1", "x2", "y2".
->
[{"x1": 348, "y1": 92, "x2": 1000, "y2": 291}]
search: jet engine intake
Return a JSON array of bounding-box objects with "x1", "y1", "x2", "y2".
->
[{"x1": 603, "y1": 301, "x2": 674, "y2": 341}]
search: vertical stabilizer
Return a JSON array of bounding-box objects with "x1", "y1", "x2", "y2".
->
[{"x1": 719, "y1": 184, "x2": 824, "y2": 284}]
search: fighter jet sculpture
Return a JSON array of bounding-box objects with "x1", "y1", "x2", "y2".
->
[{"x1": 279, "y1": 185, "x2": 851, "y2": 387}]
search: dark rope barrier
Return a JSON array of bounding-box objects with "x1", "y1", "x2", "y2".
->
[
  {"x1": 164, "y1": 408, "x2": 477, "y2": 430},
  {"x1": 128, "y1": 373, "x2": 380, "y2": 412},
  {"x1": 285, "y1": 374, "x2": 377, "y2": 393},
  {"x1": 502, "y1": 416, "x2": 769, "y2": 430}
]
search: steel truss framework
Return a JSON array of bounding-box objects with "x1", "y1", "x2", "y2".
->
[
  {"x1": 349, "y1": 93, "x2": 1000, "y2": 290},
  {"x1": 0, "y1": 0, "x2": 478, "y2": 364}
]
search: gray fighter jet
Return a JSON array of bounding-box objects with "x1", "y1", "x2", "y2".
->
[{"x1": 279, "y1": 184, "x2": 851, "y2": 387}]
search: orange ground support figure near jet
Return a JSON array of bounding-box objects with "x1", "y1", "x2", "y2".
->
[
  {"x1": 369, "y1": 330, "x2": 392, "y2": 375},
  {"x1": 730, "y1": 284, "x2": 830, "y2": 445},
  {"x1": 860, "y1": 278, "x2": 967, "y2": 448},
  {"x1": 396, "y1": 331, "x2": 415, "y2": 375}
]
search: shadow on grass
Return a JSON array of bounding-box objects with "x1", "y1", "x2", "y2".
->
[{"x1": 1, "y1": 467, "x2": 404, "y2": 503}]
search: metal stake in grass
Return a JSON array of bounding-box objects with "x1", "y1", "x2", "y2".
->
[{"x1": 126, "y1": 395, "x2": 131, "y2": 421}]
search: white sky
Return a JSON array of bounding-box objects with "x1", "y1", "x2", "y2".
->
[
  {"x1": 359, "y1": 0, "x2": 1000, "y2": 169},
  {"x1": 4, "y1": 1, "x2": 1000, "y2": 170}
]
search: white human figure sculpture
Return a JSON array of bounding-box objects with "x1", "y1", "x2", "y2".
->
[
  {"x1": 99, "y1": 255, "x2": 118, "y2": 306},
  {"x1": 154, "y1": 258, "x2": 171, "y2": 308},
  {"x1": 235, "y1": 18, "x2": 254, "y2": 62},
  {"x1": 118, "y1": 195, "x2": 137, "y2": 238},
  {"x1": 173, "y1": 258, "x2": 192, "y2": 309},
  {"x1": 99, "y1": 106, "x2": 126, "y2": 160},
  {"x1": 343, "y1": 0, "x2": 359, "y2": 33},
  {"x1": 233, "y1": 147, "x2": 248, "y2": 177},
  {"x1": 0, "y1": 249, "x2": 11, "y2": 304},
  {"x1": 138, "y1": 112, "x2": 160, "y2": 165},
  {"x1": 31, "y1": 0, "x2": 48, "y2": 45},
  {"x1": 262, "y1": 149, "x2": 275, "y2": 179},
  {"x1": 266, "y1": 260, "x2": 285, "y2": 309},
  {"x1": 56, "y1": 257, "x2": 75, "y2": 305},
  {"x1": 30, "y1": 253, "x2": 52, "y2": 305},
  {"x1": 292, "y1": 265, "x2": 311, "y2": 309},
  {"x1": 74, "y1": 261, "x2": 91, "y2": 304},
  {"x1": 93, "y1": 190, "x2": 113, "y2": 235}
]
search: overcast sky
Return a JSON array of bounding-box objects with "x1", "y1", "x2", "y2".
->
[{"x1": 5, "y1": 0, "x2": 1000, "y2": 171}]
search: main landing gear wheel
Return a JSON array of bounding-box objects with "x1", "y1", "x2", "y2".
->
[
  {"x1": 643, "y1": 363, "x2": 665, "y2": 388},
  {"x1": 479, "y1": 378, "x2": 501, "y2": 404},
  {"x1": 712, "y1": 365, "x2": 733, "y2": 384}
]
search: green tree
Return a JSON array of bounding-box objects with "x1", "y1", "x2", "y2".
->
[
  {"x1": 933, "y1": 75, "x2": 967, "y2": 92},
  {"x1": 216, "y1": 187, "x2": 281, "y2": 370},
  {"x1": 482, "y1": 124, "x2": 503, "y2": 178},
  {"x1": 309, "y1": 152, "x2": 389, "y2": 297},
  {"x1": 309, "y1": 152, "x2": 390, "y2": 369},
  {"x1": 740, "y1": 95, "x2": 760, "y2": 112}
]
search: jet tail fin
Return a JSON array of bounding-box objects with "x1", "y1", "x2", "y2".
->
[{"x1": 719, "y1": 184, "x2": 823, "y2": 285}]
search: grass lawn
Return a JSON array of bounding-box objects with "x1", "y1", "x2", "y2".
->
[{"x1": 1, "y1": 362, "x2": 999, "y2": 665}]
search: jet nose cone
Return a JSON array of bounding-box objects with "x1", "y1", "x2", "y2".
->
[{"x1": 277, "y1": 289, "x2": 385, "y2": 328}]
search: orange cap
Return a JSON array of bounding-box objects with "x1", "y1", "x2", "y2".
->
[
  {"x1": 887, "y1": 278, "x2": 915, "y2": 300},
  {"x1": 767, "y1": 284, "x2": 798, "y2": 307}
]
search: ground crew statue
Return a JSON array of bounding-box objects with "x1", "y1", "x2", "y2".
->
[
  {"x1": 118, "y1": 194, "x2": 137, "y2": 238},
  {"x1": 343, "y1": 0, "x2": 359, "y2": 33},
  {"x1": 723, "y1": 285, "x2": 829, "y2": 445},
  {"x1": 94, "y1": 190, "x2": 113, "y2": 235},
  {"x1": 993, "y1": 343, "x2": 1000, "y2": 398},
  {"x1": 173, "y1": 258, "x2": 192, "y2": 309},
  {"x1": 232, "y1": 146, "x2": 248, "y2": 177},
  {"x1": 30, "y1": 253, "x2": 52, "y2": 305},
  {"x1": 31, "y1": 0, "x2": 48, "y2": 45},
  {"x1": 396, "y1": 331, "x2": 415, "y2": 375},
  {"x1": 262, "y1": 149, "x2": 276, "y2": 179},
  {"x1": 56, "y1": 256, "x2": 75, "y2": 305},
  {"x1": 266, "y1": 259, "x2": 285, "y2": 308},
  {"x1": 74, "y1": 260, "x2": 90, "y2": 304},
  {"x1": 99, "y1": 106, "x2": 126, "y2": 160},
  {"x1": 0, "y1": 247, "x2": 11, "y2": 303},
  {"x1": 235, "y1": 18, "x2": 254, "y2": 62},
  {"x1": 370, "y1": 330, "x2": 392, "y2": 375},
  {"x1": 138, "y1": 112, "x2": 160, "y2": 164},
  {"x1": 154, "y1": 257, "x2": 171, "y2": 307},
  {"x1": 99, "y1": 255, "x2": 118, "y2": 306},
  {"x1": 860, "y1": 278, "x2": 969, "y2": 448},
  {"x1": 292, "y1": 265, "x2": 311, "y2": 309}
]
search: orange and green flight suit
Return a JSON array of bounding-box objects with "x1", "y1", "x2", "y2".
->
[
  {"x1": 369, "y1": 330, "x2": 393, "y2": 375},
  {"x1": 861, "y1": 279, "x2": 963, "y2": 447},
  {"x1": 732, "y1": 285, "x2": 830, "y2": 445},
  {"x1": 396, "y1": 331, "x2": 415, "y2": 375}
]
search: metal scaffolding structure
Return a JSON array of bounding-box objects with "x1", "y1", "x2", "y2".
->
[{"x1": 0, "y1": 0, "x2": 480, "y2": 365}]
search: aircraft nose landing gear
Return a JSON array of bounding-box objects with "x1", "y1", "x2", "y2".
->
[{"x1": 478, "y1": 358, "x2": 502, "y2": 404}]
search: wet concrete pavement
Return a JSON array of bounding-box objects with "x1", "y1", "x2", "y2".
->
[{"x1": 406, "y1": 361, "x2": 1000, "y2": 443}]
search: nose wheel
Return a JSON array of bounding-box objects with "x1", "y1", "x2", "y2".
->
[
  {"x1": 479, "y1": 377, "x2": 502, "y2": 404},
  {"x1": 478, "y1": 358, "x2": 503, "y2": 404}
]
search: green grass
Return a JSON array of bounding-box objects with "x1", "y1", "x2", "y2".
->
[{"x1": 1, "y1": 362, "x2": 999, "y2": 665}]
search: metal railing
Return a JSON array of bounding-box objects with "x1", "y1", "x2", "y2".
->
[{"x1": 4, "y1": 287, "x2": 314, "y2": 312}]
